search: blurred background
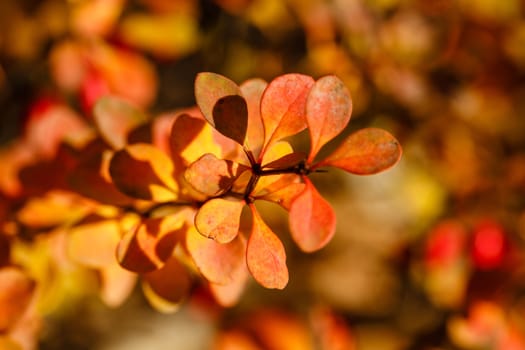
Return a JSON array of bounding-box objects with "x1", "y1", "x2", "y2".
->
[{"x1": 1, "y1": 0, "x2": 525, "y2": 349}]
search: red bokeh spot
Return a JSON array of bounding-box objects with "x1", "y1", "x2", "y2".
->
[{"x1": 471, "y1": 220, "x2": 506, "y2": 270}]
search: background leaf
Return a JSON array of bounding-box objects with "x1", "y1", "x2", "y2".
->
[
  {"x1": 93, "y1": 96, "x2": 148, "y2": 149},
  {"x1": 0, "y1": 267, "x2": 35, "y2": 332},
  {"x1": 109, "y1": 143, "x2": 178, "y2": 201},
  {"x1": 318, "y1": 128, "x2": 402, "y2": 175},
  {"x1": 306, "y1": 75, "x2": 352, "y2": 163},
  {"x1": 246, "y1": 204, "x2": 288, "y2": 289},
  {"x1": 288, "y1": 177, "x2": 336, "y2": 252}
]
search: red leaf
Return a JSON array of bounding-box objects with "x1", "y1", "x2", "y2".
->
[
  {"x1": 0, "y1": 267, "x2": 35, "y2": 331},
  {"x1": 195, "y1": 197, "x2": 245, "y2": 243},
  {"x1": 195, "y1": 72, "x2": 248, "y2": 143},
  {"x1": 93, "y1": 96, "x2": 148, "y2": 149},
  {"x1": 184, "y1": 153, "x2": 248, "y2": 197},
  {"x1": 317, "y1": 128, "x2": 402, "y2": 174},
  {"x1": 288, "y1": 178, "x2": 336, "y2": 252},
  {"x1": 142, "y1": 256, "x2": 192, "y2": 313},
  {"x1": 260, "y1": 74, "x2": 314, "y2": 155},
  {"x1": 306, "y1": 75, "x2": 352, "y2": 163},
  {"x1": 186, "y1": 227, "x2": 246, "y2": 285},
  {"x1": 109, "y1": 143, "x2": 178, "y2": 201},
  {"x1": 246, "y1": 204, "x2": 288, "y2": 289},
  {"x1": 240, "y1": 78, "x2": 267, "y2": 158},
  {"x1": 116, "y1": 215, "x2": 186, "y2": 273}
]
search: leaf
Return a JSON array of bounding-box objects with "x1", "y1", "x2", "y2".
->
[
  {"x1": 116, "y1": 215, "x2": 186, "y2": 273},
  {"x1": 109, "y1": 143, "x2": 178, "y2": 201},
  {"x1": 209, "y1": 268, "x2": 249, "y2": 307},
  {"x1": 317, "y1": 128, "x2": 402, "y2": 174},
  {"x1": 246, "y1": 204, "x2": 288, "y2": 289},
  {"x1": 0, "y1": 267, "x2": 35, "y2": 331},
  {"x1": 194, "y1": 73, "x2": 245, "y2": 136},
  {"x1": 288, "y1": 178, "x2": 336, "y2": 252},
  {"x1": 260, "y1": 74, "x2": 314, "y2": 154},
  {"x1": 186, "y1": 226, "x2": 246, "y2": 285},
  {"x1": 195, "y1": 197, "x2": 245, "y2": 243},
  {"x1": 93, "y1": 96, "x2": 148, "y2": 149},
  {"x1": 262, "y1": 152, "x2": 306, "y2": 170},
  {"x1": 240, "y1": 78, "x2": 267, "y2": 157},
  {"x1": 306, "y1": 75, "x2": 352, "y2": 163},
  {"x1": 254, "y1": 175, "x2": 305, "y2": 209},
  {"x1": 184, "y1": 153, "x2": 248, "y2": 197},
  {"x1": 142, "y1": 256, "x2": 192, "y2": 313},
  {"x1": 99, "y1": 263, "x2": 137, "y2": 308},
  {"x1": 170, "y1": 113, "x2": 222, "y2": 166},
  {"x1": 68, "y1": 219, "x2": 121, "y2": 268},
  {"x1": 212, "y1": 95, "x2": 248, "y2": 145}
]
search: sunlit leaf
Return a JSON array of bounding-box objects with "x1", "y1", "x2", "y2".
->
[
  {"x1": 142, "y1": 256, "x2": 192, "y2": 313},
  {"x1": 209, "y1": 267, "x2": 249, "y2": 307},
  {"x1": 306, "y1": 75, "x2": 352, "y2": 163},
  {"x1": 68, "y1": 219, "x2": 121, "y2": 268},
  {"x1": 93, "y1": 96, "x2": 149, "y2": 150},
  {"x1": 195, "y1": 197, "x2": 245, "y2": 243},
  {"x1": 186, "y1": 226, "x2": 246, "y2": 285},
  {"x1": 0, "y1": 267, "x2": 35, "y2": 331},
  {"x1": 184, "y1": 153, "x2": 248, "y2": 196},
  {"x1": 240, "y1": 78, "x2": 267, "y2": 158},
  {"x1": 109, "y1": 143, "x2": 178, "y2": 201},
  {"x1": 254, "y1": 175, "x2": 305, "y2": 209},
  {"x1": 317, "y1": 128, "x2": 402, "y2": 174},
  {"x1": 246, "y1": 204, "x2": 288, "y2": 289},
  {"x1": 116, "y1": 215, "x2": 186, "y2": 273},
  {"x1": 262, "y1": 152, "x2": 306, "y2": 170},
  {"x1": 288, "y1": 178, "x2": 336, "y2": 252},
  {"x1": 194, "y1": 73, "x2": 246, "y2": 141},
  {"x1": 71, "y1": 0, "x2": 124, "y2": 37},
  {"x1": 99, "y1": 263, "x2": 137, "y2": 308},
  {"x1": 170, "y1": 113, "x2": 223, "y2": 166},
  {"x1": 260, "y1": 74, "x2": 314, "y2": 154},
  {"x1": 0, "y1": 337, "x2": 22, "y2": 350}
]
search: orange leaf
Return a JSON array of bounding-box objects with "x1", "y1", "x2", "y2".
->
[
  {"x1": 116, "y1": 215, "x2": 186, "y2": 273},
  {"x1": 288, "y1": 178, "x2": 336, "y2": 252},
  {"x1": 260, "y1": 74, "x2": 314, "y2": 154},
  {"x1": 254, "y1": 175, "x2": 305, "y2": 209},
  {"x1": 0, "y1": 267, "x2": 35, "y2": 332},
  {"x1": 184, "y1": 153, "x2": 248, "y2": 197},
  {"x1": 240, "y1": 78, "x2": 267, "y2": 158},
  {"x1": 170, "y1": 113, "x2": 223, "y2": 166},
  {"x1": 317, "y1": 128, "x2": 402, "y2": 174},
  {"x1": 68, "y1": 219, "x2": 121, "y2": 268},
  {"x1": 142, "y1": 256, "x2": 192, "y2": 313},
  {"x1": 99, "y1": 263, "x2": 137, "y2": 308},
  {"x1": 306, "y1": 75, "x2": 352, "y2": 163},
  {"x1": 186, "y1": 227, "x2": 246, "y2": 285},
  {"x1": 109, "y1": 143, "x2": 178, "y2": 201},
  {"x1": 209, "y1": 268, "x2": 249, "y2": 307},
  {"x1": 195, "y1": 197, "x2": 245, "y2": 243},
  {"x1": 93, "y1": 96, "x2": 148, "y2": 149},
  {"x1": 195, "y1": 72, "x2": 248, "y2": 143},
  {"x1": 246, "y1": 204, "x2": 288, "y2": 289}
]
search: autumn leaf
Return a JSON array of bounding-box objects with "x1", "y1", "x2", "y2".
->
[
  {"x1": 306, "y1": 75, "x2": 352, "y2": 163},
  {"x1": 194, "y1": 197, "x2": 245, "y2": 243},
  {"x1": 260, "y1": 74, "x2": 314, "y2": 154},
  {"x1": 316, "y1": 128, "x2": 402, "y2": 174},
  {"x1": 99, "y1": 263, "x2": 137, "y2": 308},
  {"x1": 288, "y1": 177, "x2": 336, "y2": 252},
  {"x1": 184, "y1": 153, "x2": 248, "y2": 196},
  {"x1": 68, "y1": 219, "x2": 121, "y2": 268},
  {"x1": 195, "y1": 72, "x2": 248, "y2": 144},
  {"x1": 240, "y1": 78, "x2": 267, "y2": 157},
  {"x1": 116, "y1": 215, "x2": 186, "y2": 273},
  {"x1": 0, "y1": 267, "x2": 35, "y2": 331},
  {"x1": 109, "y1": 143, "x2": 178, "y2": 201},
  {"x1": 254, "y1": 175, "x2": 305, "y2": 209},
  {"x1": 142, "y1": 256, "x2": 192, "y2": 313},
  {"x1": 186, "y1": 226, "x2": 246, "y2": 285},
  {"x1": 93, "y1": 96, "x2": 148, "y2": 149},
  {"x1": 246, "y1": 204, "x2": 288, "y2": 289}
]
